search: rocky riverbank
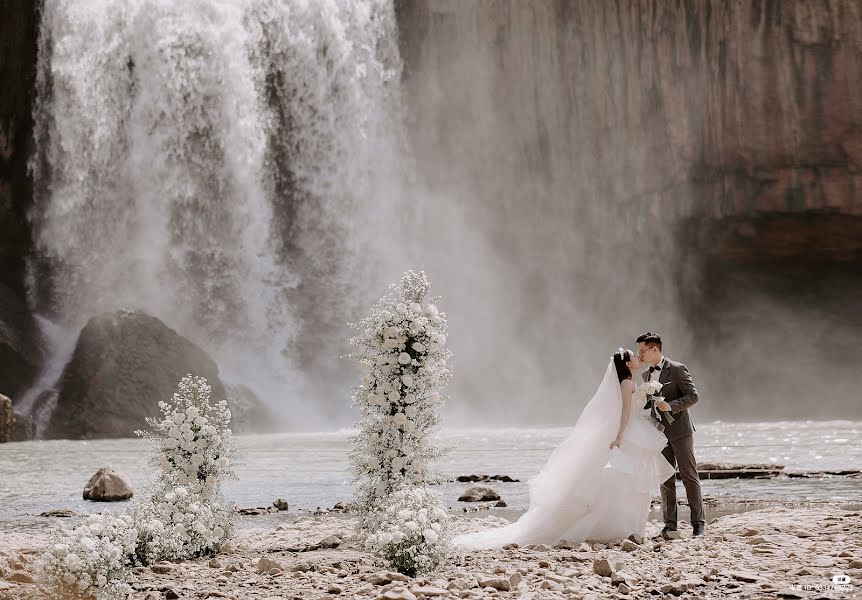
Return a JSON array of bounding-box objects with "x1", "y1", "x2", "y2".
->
[{"x1": 2, "y1": 503, "x2": 860, "y2": 599}]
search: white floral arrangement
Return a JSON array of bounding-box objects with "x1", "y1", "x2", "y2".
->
[
  {"x1": 38, "y1": 375, "x2": 239, "y2": 600},
  {"x1": 364, "y1": 485, "x2": 451, "y2": 577},
  {"x1": 132, "y1": 375, "x2": 238, "y2": 563},
  {"x1": 37, "y1": 513, "x2": 137, "y2": 600},
  {"x1": 345, "y1": 270, "x2": 453, "y2": 517},
  {"x1": 635, "y1": 380, "x2": 674, "y2": 425}
]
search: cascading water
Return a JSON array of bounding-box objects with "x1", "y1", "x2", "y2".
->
[{"x1": 27, "y1": 0, "x2": 409, "y2": 430}]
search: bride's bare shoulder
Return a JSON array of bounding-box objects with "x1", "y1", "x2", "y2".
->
[{"x1": 620, "y1": 378, "x2": 635, "y2": 394}]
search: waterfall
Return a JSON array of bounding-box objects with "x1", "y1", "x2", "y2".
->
[{"x1": 28, "y1": 0, "x2": 408, "y2": 428}]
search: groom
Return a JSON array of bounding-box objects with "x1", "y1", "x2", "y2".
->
[{"x1": 636, "y1": 332, "x2": 705, "y2": 538}]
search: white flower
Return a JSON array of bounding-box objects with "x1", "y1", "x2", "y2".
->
[
  {"x1": 397, "y1": 352, "x2": 411, "y2": 365},
  {"x1": 426, "y1": 305, "x2": 438, "y2": 316},
  {"x1": 393, "y1": 413, "x2": 407, "y2": 426},
  {"x1": 411, "y1": 342, "x2": 425, "y2": 353},
  {"x1": 405, "y1": 405, "x2": 418, "y2": 419},
  {"x1": 401, "y1": 374, "x2": 414, "y2": 387},
  {"x1": 388, "y1": 391, "x2": 400, "y2": 403},
  {"x1": 403, "y1": 393, "x2": 417, "y2": 404},
  {"x1": 186, "y1": 406, "x2": 200, "y2": 420},
  {"x1": 172, "y1": 412, "x2": 185, "y2": 425},
  {"x1": 424, "y1": 529, "x2": 439, "y2": 544},
  {"x1": 410, "y1": 302, "x2": 421, "y2": 312},
  {"x1": 175, "y1": 487, "x2": 188, "y2": 498},
  {"x1": 216, "y1": 457, "x2": 230, "y2": 469}
]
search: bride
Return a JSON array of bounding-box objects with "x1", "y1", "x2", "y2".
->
[{"x1": 453, "y1": 349, "x2": 676, "y2": 549}]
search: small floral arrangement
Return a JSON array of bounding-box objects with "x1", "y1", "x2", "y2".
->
[
  {"x1": 364, "y1": 485, "x2": 451, "y2": 577},
  {"x1": 635, "y1": 380, "x2": 675, "y2": 425},
  {"x1": 344, "y1": 270, "x2": 452, "y2": 518},
  {"x1": 37, "y1": 513, "x2": 137, "y2": 600},
  {"x1": 38, "y1": 375, "x2": 239, "y2": 600},
  {"x1": 132, "y1": 375, "x2": 238, "y2": 563}
]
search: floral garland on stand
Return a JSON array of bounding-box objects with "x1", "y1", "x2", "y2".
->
[{"x1": 345, "y1": 270, "x2": 453, "y2": 575}]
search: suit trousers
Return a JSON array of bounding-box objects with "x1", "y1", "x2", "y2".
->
[{"x1": 660, "y1": 434, "x2": 705, "y2": 526}]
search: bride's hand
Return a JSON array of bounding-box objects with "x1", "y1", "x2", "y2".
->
[{"x1": 610, "y1": 437, "x2": 621, "y2": 449}]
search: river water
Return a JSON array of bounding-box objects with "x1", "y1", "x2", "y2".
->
[{"x1": 2, "y1": 420, "x2": 859, "y2": 532}]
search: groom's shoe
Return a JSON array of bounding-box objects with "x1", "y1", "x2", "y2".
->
[
  {"x1": 659, "y1": 523, "x2": 677, "y2": 539},
  {"x1": 692, "y1": 522, "x2": 705, "y2": 537}
]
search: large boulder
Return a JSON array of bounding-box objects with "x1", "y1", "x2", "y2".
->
[
  {"x1": 44, "y1": 310, "x2": 228, "y2": 439},
  {"x1": 83, "y1": 467, "x2": 133, "y2": 501},
  {"x1": 0, "y1": 394, "x2": 13, "y2": 442}
]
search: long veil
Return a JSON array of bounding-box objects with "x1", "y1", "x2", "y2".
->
[{"x1": 453, "y1": 360, "x2": 622, "y2": 549}]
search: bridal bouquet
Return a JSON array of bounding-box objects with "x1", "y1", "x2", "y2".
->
[{"x1": 635, "y1": 380, "x2": 675, "y2": 425}]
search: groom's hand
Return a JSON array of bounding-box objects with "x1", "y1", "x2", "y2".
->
[{"x1": 655, "y1": 399, "x2": 671, "y2": 411}]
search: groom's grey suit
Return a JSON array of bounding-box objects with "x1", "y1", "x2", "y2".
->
[{"x1": 643, "y1": 357, "x2": 705, "y2": 527}]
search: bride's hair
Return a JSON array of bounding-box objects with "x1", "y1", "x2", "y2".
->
[{"x1": 613, "y1": 349, "x2": 633, "y2": 382}]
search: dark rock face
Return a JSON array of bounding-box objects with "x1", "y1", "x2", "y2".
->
[
  {"x1": 395, "y1": 0, "x2": 862, "y2": 226},
  {"x1": 0, "y1": 283, "x2": 43, "y2": 400},
  {"x1": 0, "y1": 0, "x2": 39, "y2": 296},
  {"x1": 44, "y1": 310, "x2": 228, "y2": 439}
]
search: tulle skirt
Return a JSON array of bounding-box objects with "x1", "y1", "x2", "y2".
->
[{"x1": 453, "y1": 408, "x2": 675, "y2": 549}]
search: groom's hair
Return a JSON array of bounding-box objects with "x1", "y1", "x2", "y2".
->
[{"x1": 636, "y1": 332, "x2": 662, "y2": 350}]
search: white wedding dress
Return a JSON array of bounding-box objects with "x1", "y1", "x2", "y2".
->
[{"x1": 453, "y1": 360, "x2": 676, "y2": 550}]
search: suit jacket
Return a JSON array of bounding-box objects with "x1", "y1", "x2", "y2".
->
[{"x1": 642, "y1": 357, "x2": 698, "y2": 442}]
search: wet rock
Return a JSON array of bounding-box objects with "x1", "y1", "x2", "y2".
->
[
  {"x1": 411, "y1": 585, "x2": 447, "y2": 596},
  {"x1": 477, "y1": 577, "x2": 510, "y2": 591},
  {"x1": 458, "y1": 486, "x2": 501, "y2": 502},
  {"x1": 377, "y1": 586, "x2": 417, "y2": 600},
  {"x1": 150, "y1": 562, "x2": 174, "y2": 574},
  {"x1": 0, "y1": 394, "x2": 13, "y2": 443},
  {"x1": 257, "y1": 558, "x2": 283, "y2": 574},
  {"x1": 272, "y1": 498, "x2": 289, "y2": 511},
  {"x1": 455, "y1": 474, "x2": 520, "y2": 483},
  {"x1": 494, "y1": 500, "x2": 507, "y2": 507},
  {"x1": 620, "y1": 539, "x2": 638, "y2": 552},
  {"x1": 367, "y1": 571, "x2": 410, "y2": 585},
  {"x1": 592, "y1": 558, "x2": 615, "y2": 577},
  {"x1": 83, "y1": 467, "x2": 133, "y2": 501},
  {"x1": 40, "y1": 509, "x2": 75, "y2": 517}
]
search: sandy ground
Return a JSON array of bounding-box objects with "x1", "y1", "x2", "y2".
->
[{"x1": 2, "y1": 504, "x2": 861, "y2": 600}]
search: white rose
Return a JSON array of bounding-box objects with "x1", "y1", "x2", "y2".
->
[
  {"x1": 411, "y1": 342, "x2": 425, "y2": 353},
  {"x1": 175, "y1": 486, "x2": 188, "y2": 498},
  {"x1": 172, "y1": 412, "x2": 185, "y2": 425},
  {"x1": 216, "y1": 457, "x2": 230, "y2": 469},
  {"x1": 401, "y1": 374, "x2": 414, "y2": 387},
  {"x1": 172, "y1": 524, "x2": 185, "y2": 537},
  {"x1": 424, "y1": 529, "x2": 439, "y2": 544},
  {"x1": 191, "y1": 454, "x2": 204, "y2": 467},
  {"x1": 426, "y1": 304, "x2": 438, "y2": 316},
  {"x1": 388, "y1": 391, "x2": 400, "y2": 403},
  {"x1": 405, "y1": 405, "x2": 418, "y2": 419},
  {"x1": 397, "y1": 509, "x2": 412, "y2": 520},
  {"x1": 398, "y1": 352, "x2": 411, "y2": 365},
  {"x1": 393, "y1": 412, "x2": 407, "y2": 426},
  {"x1": 194, "y1": 522, "x2": 207, "y2": 535},
  {"x1": 396, "y1": 303, "x2": 408, "y2": 313},
  {"x1": 404, "y1": 520, "x2": 419, "y2": 532},
  {"x1": 172, "y1": 512, "x2": 184, "y2": 523},
  {"x1": 213, "y1": 527, "x2": 225, "y2": 539},
  {"x1": 385, "y1": 326, "x2": 400, "y2": 337},
  {"x1": 165, "y1": 492, "x2": 177, "y2": 503},
  {"x1": 410, "y1": 302, "x2": 421, "y2": 312},
  {"x1": 429, "y1": 392, "x2": 441, "y2": 403},
  {"x1": 168, "y1": 427, "x2": 181, "y2": 439},
  {"x1": 392, "y1": 457, "x2": 404, "y2": 470},
  {"x1": 186, "y1": 406, "x2": 200, "y2": 419},
  {"x1": 403, "y1": 393, "x2": 416, "y2": 404},
  {"x1": 194, "y1": 416, "x2": 208, "y2": 426},
  {"x1": 404, "y1": 420, "x2": 416, "y2": 432},
  {"x1": 428, "y1": 342, "x2": 440, "y2": 353}
]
